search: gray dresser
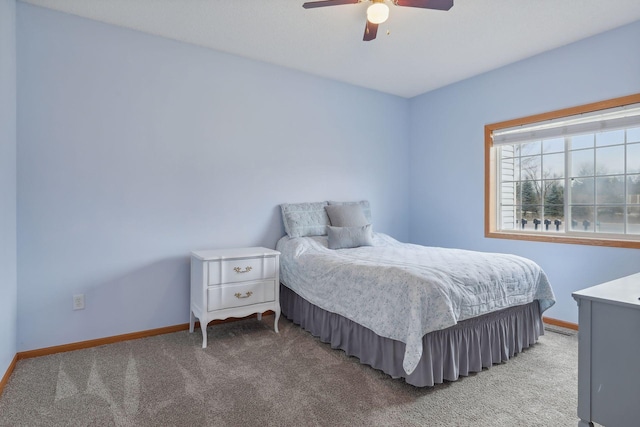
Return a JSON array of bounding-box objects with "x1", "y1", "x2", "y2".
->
[{"x1": 572, "y1": 272, "x2": 640, "y2": 427}]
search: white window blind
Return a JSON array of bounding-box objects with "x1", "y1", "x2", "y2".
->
[{"x1": 492, "y1": 103, "x2": 640, "y2": 145}]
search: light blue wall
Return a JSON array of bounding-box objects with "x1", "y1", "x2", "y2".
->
[
  {"x1": 0, "y1": 0, "x2": 17, "y2": 377},
  {"x1": 16, "y1": 4, "x2": 410, "y2": 351},
  {"x1": 409, "y1": 20, "x2": 640, "y2": 323},
  {"x1": 14, "y1": 3, "x2": 639, "y2": 353}
]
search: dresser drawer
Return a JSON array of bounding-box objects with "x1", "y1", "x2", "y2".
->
[
  {"x1": 207, "y1": 280, "x2": 276, "y2": 312},
  {"x1": 207, "y1": 256, "x2": 277, "y2": 285}
]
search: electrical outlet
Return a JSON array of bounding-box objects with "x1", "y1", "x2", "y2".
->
[{"x1": 73, "y1": 294, "x2": 85, "y2": 310}]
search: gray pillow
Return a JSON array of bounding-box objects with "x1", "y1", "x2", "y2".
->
[
  {"x1": 328, "y1": 200, "x2": 372, "y2": 224},
  {"x1": 281, "y1": 202, "x2": 330, "y2": 238},
  {"x1": 325, "y1": 203, "x2": 368, "y2": 227},
  {"x1": 327, "y1": 224, "x2": 373, "y2": 249}
]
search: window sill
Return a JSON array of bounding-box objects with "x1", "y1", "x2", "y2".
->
[{"x1": 485, "y1": 230, "x2": 640, "y2": 249}]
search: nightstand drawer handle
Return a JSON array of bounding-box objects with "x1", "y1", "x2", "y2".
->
[
  {"x1": 234, "y1": 291, "x2": 253, "y2": 299},
  {"x1": 233, "y1": 266, "x2": 253, "y2": 274}
]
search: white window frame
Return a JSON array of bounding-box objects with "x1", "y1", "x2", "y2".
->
[{"x1": 485, "y1": 93, "x2": 640, "y2": 249}]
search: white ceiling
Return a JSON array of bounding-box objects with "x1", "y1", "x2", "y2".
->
[{"x1": 20, "y1": 0, "x2": 640, "y2": 98}]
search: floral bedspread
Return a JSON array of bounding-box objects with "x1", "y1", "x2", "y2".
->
[{"x1": 276, "y1": 233, "x2": 555, "y2": 375}]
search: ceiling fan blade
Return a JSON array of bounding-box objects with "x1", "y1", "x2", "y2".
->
[
  {"x1": 363, "y1": 20, "x2": 378, "y2": 41},
  {"x1": 302, "y1": 0, "x2": 359, "y2": 9},
  {"x1": 394, "y1": 0, "x2": 453, "y2": 11}
]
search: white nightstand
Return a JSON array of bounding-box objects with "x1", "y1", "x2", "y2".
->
[{"x1": 189, "y1": 247, "x2": 281, "y2": 348}]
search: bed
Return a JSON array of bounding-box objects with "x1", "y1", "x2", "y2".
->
[{"x1": 276, "y1": 201, "x2": 556, "y2": 387}]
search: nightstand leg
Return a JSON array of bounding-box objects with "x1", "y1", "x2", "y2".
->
[
  {"x1": 274, "y1": 307, "x2": 280, "y2": 333},
  {"x1": 257, "y1": 312, "x2": 262, "y2": 321},
  {"x1": 201, "y1": 322, "x2": 207, "y2": 349},
  {"x1": 578, "y1": 420, "x2": 593, "y2": 427},
  {"x1": 189, "y1": 310, "x2": 195, "y2": 333}
]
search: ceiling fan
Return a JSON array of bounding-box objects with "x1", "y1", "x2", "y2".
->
[{"x1": 302, "y1": 0, "x2": 454, "y2": 41}]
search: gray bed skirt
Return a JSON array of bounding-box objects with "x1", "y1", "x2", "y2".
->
[{"x1": 280, "y1": 283, "x2": 544, "y2": 387}]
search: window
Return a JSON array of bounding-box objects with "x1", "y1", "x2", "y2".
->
[{"x1": 485, "y1": 94, "x2": 640, "y2": 248}]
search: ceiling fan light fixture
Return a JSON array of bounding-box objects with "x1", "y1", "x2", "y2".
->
[{"x1": 366, "y1": 3, "x2": 389, "y2": 24}]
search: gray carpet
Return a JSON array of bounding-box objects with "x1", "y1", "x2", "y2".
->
[{"x1": 0, "y1": 315, "x2": 579, "y2": 426}]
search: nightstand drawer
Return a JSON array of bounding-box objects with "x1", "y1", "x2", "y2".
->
[
  {"x1": 207, "y1": 280, "x2": 276, "y2": 311},
  {"x1": 207, "y1": 256, "x2": 277, "y2": 285}
]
